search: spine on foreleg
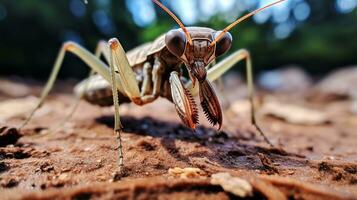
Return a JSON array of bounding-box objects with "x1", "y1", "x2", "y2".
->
[{"x1": 199, "y1": 80, "x2": 223, "y2": 129}]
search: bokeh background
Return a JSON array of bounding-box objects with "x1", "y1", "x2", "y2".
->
[{"x1": 0, "y1": 0, "x2": 356, "y2": 79}]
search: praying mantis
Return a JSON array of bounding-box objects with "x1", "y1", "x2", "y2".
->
[{"x1": 18, "y1": 0, "x2": 286, "y2": 177}]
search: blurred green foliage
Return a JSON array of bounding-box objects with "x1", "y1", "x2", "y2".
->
[{"x1": 0, "y1": 0, "x2": 356, "y2": 79}]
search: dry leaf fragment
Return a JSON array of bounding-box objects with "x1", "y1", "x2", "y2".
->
[
  {"x1": 249, "y1": 177, "x2": 287, "y2": 200},
  {"x1": 261, "y1": 101, "x2": 328, "y2": 125},
  {"x1": 211, "y1": 172, "x2": 253, "y2": 197},
  {"x1": 257, "y1": 153, "x2": 279, "y2": 174}
]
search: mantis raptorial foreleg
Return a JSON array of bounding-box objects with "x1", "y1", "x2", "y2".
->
[
  {"x1": 187, "y1": 49, "x2": 274, "y2": 147},
  {"x1": 108, "y1": 39, "x2": 125, "y2": 174},
  {"x1": 207, "y1": 60, "x2": 231, "y2": 110}
]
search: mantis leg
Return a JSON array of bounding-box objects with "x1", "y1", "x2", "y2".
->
[
  {"x1": 108, "y1": 40, "x2": 124, "y2": 174},
  {"x1": 187, "y1": 49, "x2": 274, "y2": 147},
  {"x1": 140, "y1": 57, "x2": 165, "y2": 103},
  {"x1": 19, "y1": 39, "x2": 142, "y2": 177},
  {"x1": 53, "y1": 40, "x2": 111, "y2": 131},
  {"x1": 108, "y1": 38, "x2": 144, "y2": 177},
  {"x1": 20, "y1": 40, "x2": 142, "y2": 129},
  {"x1": 95, "y1": 40, "x2": 110, "y2": 60},
  {"x1": 140, "y1": 62, "x2": 153, "y2": 96},
  {"x1": 18, "y1": 41, "x2": 122, "y2": 130}
]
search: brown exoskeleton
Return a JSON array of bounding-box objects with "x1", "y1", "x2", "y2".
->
[{"x1": 19, "y1": 0, "x2": 286, "y2": 176}]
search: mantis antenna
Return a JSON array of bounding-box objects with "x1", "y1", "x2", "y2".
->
[
  {"x1": 152, "y1": 0, "x2": 193, "y2": 45},
  {"x1": 211, "y1": 0, "x2": 287, "y2": 47}
]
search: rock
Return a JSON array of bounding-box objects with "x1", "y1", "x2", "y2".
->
[
  {"x1": 0, "y1": 79, "x2": 31, "y2": 97},
  {"x1": 211, "y1": 173, "x2": 253, "y2": 197},
  {"x1": 315, "y1": 66, "x2": 357, "y2": 99},
  {"x1": 168, "y1": 167, "x2": 205, "y2": 179},
  {"x1": 258, "y1": 67, "x2": 312, "y2": 93}
]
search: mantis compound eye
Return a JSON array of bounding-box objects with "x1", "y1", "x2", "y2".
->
[
  {"x1": 213, "y1": 31, "x2": 232, "y2": 57},
  {"x1": 165, "y1": 29, "x2": 187, "y2": 57}
]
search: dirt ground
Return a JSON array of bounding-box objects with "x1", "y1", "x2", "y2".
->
[{"x1": 0, "y1": 70, "x2": 357, "y2": 200}]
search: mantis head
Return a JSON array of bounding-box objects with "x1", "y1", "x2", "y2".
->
[
  {"x1": 165, "y1": 28, "x2": 232, "y2": 85},
  {"x1": 153, "y1": 0, "x2": 286, "y2": 130}
]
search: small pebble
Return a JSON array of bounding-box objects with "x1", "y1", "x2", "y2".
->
[
  {"x1": 58, "y1": 174, "x2": 68, "y2": 181},
  {"x1": 323, "y1": 156, "x2": 335, "y2": 160}
]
